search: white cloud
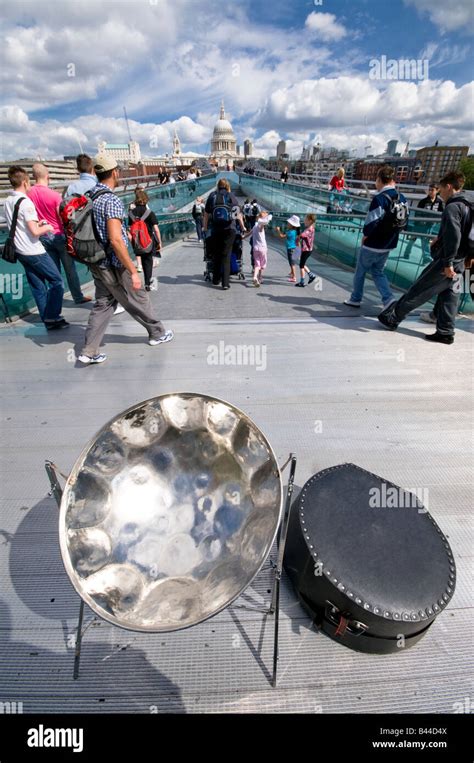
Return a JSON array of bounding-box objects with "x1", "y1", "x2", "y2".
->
[
  {"x1": 0, "y1": 105, "x2": 30, "y2": 132},
  {"x1": 1, "y1": 0, "x2": 337, "y2": 118},
  {"x1": 256, "y1": 76, "x2": 473, "y2": 132},
  {"x1": 1, "y1": 0, "x2": 472, "y2": 161},
  {"x1": 305, "y1": 12, "x2": 348, "y2": 42},
  {"x1": 0, "y1": 1, "x2": 181, "y2": 111},
  {"x1": 404, "y1": 0, "x2": 474, "y2": 33},
  {"x1": 419, "y1": 41, "x2": 471, "y2": 69},
  {"x1": 0, "y1": 108, "x2": 211, "y2": 160}
]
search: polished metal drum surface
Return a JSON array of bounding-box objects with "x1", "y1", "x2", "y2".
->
[{"x1": 59, "y1": 393, "x2": 283, "y2": 632}]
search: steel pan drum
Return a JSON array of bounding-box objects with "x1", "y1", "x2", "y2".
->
[{"x1": 59, "y1": 393, "x2": 283, "y2": 632}]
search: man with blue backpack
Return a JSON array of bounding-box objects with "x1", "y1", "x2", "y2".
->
[
  {"x1": 203, "y1": 178, "x2": 245, "y2": 290},
  {"x1": 344, "y1": 165, "x2": 408, "y2": 309}
]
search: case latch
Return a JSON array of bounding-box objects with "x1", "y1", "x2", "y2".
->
[{"x1": 325, "y1": 600, "x2": 368, "y2": 637}]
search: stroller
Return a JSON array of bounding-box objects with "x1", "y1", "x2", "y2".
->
[{"x1": 203, "y1": 230, "x2": 245, "y2": 282}]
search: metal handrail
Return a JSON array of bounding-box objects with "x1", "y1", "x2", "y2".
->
[
  {"x1": 0, "y1": 170, "x2": 214, "y2": 197},
  {"x1": 236, "y1": 168, "x2": 427, "y2": 196},
  {"x1": 236, "y1": 170, "x2": 445, "y2": 216},
  {"x1": 0, "y1": 174, "x2": 216, "y2": 229}
]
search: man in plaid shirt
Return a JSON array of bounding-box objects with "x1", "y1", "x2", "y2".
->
[{"x1": 78, "y1": 154, "x2": 173, "y2": 364}]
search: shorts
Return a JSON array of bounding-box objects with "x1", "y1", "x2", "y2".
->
[
  {"x1": 287, "y1": 248, "x2": 297, "y2": 266},
  {"x1": 299, "y1": 250, "x2": 313, "y2": 268},
  {"x1": 253, "y1": 247, "x2": 267, "y2": 269}
]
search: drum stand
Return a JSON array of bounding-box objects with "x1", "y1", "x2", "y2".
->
[
  {"x1": 45, "y1": 454, "x2": 297, "y2": 687},
  {"x1": 45, "y1": 460, "x2": 87, "y2": 680}
]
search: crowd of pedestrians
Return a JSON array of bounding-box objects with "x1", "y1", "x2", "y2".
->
[
  {"x1": 4, "y1": 153, "x2": 173, "y2": 362},
  {"x1": 3, "y1": 157, "x2": 471, "y2": 355}
]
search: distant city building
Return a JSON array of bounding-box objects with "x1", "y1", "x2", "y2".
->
[
  {"x1": 138, "y1": 129, "x2": 203, "y2": 170},
  {"x1": 244, "y1": 139, "x2": 253, "y2": 158},
  {"x1": 353, "y1": 156, "x2": 423, "y2": 184},
  {"x1": 386, "y1": 140, "x2": 398, "y2": 156},
  {"x1": 210, "y1": 101, "x2": 239, "y2": 167},
  {"x1": 97, "y1": 140, "x2": 141, "y2": 164},
  {"x1": 343, "y1": 159, "x2": 358, "y2": 180},
  {"x1": 270, "y1": 144, "x2": 352, "y2": 177},
  {"x1": 416, "y1": 144, "x2": 469, "y2": 185},
  {"x1": 236, "y1": 145, "x2": 241, "y2": 156},
  {"x1": 0, "y1": 159, "x2": 78, "y2": 194},
  {"x1": 300, "y1": 145, "x2": 311, "y2": 162},
  {"x1": 277, "y1": 140, "x2": 286, "y2": 159}
]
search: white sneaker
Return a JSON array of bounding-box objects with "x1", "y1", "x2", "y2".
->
[
  {"x1": 149, "y1": 330, "x2": 174, "y2": 346},
  {"x1": 78, "y1": 353, "x2": 107, "y2": 365},
  {"x1": 114, "y1": 304, "x2": 125, "y2": 315},
  {"x1": 344, "y1": 299, "x2": 361, "y2": 307},
  {"x1": 136, "y1": 265, "x2": 143, "y2": 273},
  {"x1": 420, "y1": 311, "x2": 436, "y2": 324}
]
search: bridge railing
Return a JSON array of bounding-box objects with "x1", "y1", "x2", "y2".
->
[
  {"x1": 236, "y1": 170, "x2": 444, "y2": 221},
  {"x1": 0, "y1": 172, "x2": 217, "y2": 227},
  {"x1": 236, "y1": 167, "x2": 427, "y2": 198}
]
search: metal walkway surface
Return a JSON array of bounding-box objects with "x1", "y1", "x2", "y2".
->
[{"x1": 0, "y1": 232, "x2": 472, "y2": 714}]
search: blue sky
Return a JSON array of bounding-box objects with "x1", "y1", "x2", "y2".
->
[{"x1": 1, "y1": 0, "x2": 473, "y2": 159}]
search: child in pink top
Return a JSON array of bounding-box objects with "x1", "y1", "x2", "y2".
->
[{"x1": 296, "y1": 214, "x2": 317, "y2": 287}]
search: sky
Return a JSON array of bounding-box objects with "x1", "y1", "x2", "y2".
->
[{"x1": 1, "y1": 0, "x2": 473, "y2": 161}]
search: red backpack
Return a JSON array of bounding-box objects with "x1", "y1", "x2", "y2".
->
[{"x1": 129, "y1": 207, "x2": 153, "y2": 255}]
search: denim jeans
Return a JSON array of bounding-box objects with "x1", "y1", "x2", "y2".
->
[
  {"x1": 194, "y1": 217, "x2": 203, "y2": 241},
  {"x1": 383, "y1": 258, "x2": 465, "y2": 336},
  {"x1": 40, "y1": 232, "x2": 85, "y2": 302},
  {"x1": 350, "y1": 245, "x2": 393, "y2": 305},
  {"x1": 16, "y1": 252, "x2": 64, "y2": 322},
  {"x1": 403, "y1": 223, "x2": 437, "y2": 262}
]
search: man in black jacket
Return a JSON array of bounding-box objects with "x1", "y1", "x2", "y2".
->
[
  {"x1": 403, "y1": 184, "x2": 444, "y2": 261},
  {"x1": 378, "y1": 171, "x2": 472, "y2": 344}
]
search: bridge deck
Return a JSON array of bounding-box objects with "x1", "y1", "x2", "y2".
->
[{"x1": 0, "y1": 231, "x2": 472, "y2": 714}]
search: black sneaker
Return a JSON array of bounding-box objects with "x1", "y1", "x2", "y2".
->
[
  {"x1": 295, "y1": 282, "x2": 305, "y2": 287},
  {"x1": 308, "y1": 274, "x2": 316, "y2": 284},
  {"x1": 424, "y1": 332, "x2": 454, "y2": 345},
  {"x1": 45, "y1": 319, "x2": 70, "y2": 330},
  {"x1": 377, "y1": 312, "x2": 398, "y2": 331}
]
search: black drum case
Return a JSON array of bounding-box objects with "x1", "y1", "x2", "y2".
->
[{"x1": 284, "y1": 464, "x2": 456, "y2": 654}]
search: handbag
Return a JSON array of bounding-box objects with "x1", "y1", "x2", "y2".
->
[{"x1": 2, "y1": 197, "x2": 25, "y2": 264}]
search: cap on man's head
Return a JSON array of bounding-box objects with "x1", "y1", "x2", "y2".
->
[{"x1": 94, "y1": 154, "x2": 118, "y2": 173}]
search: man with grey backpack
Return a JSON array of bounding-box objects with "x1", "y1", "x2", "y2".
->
[{"x1": 61, "y1": 154, "x2": 173, "y2": 364}]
